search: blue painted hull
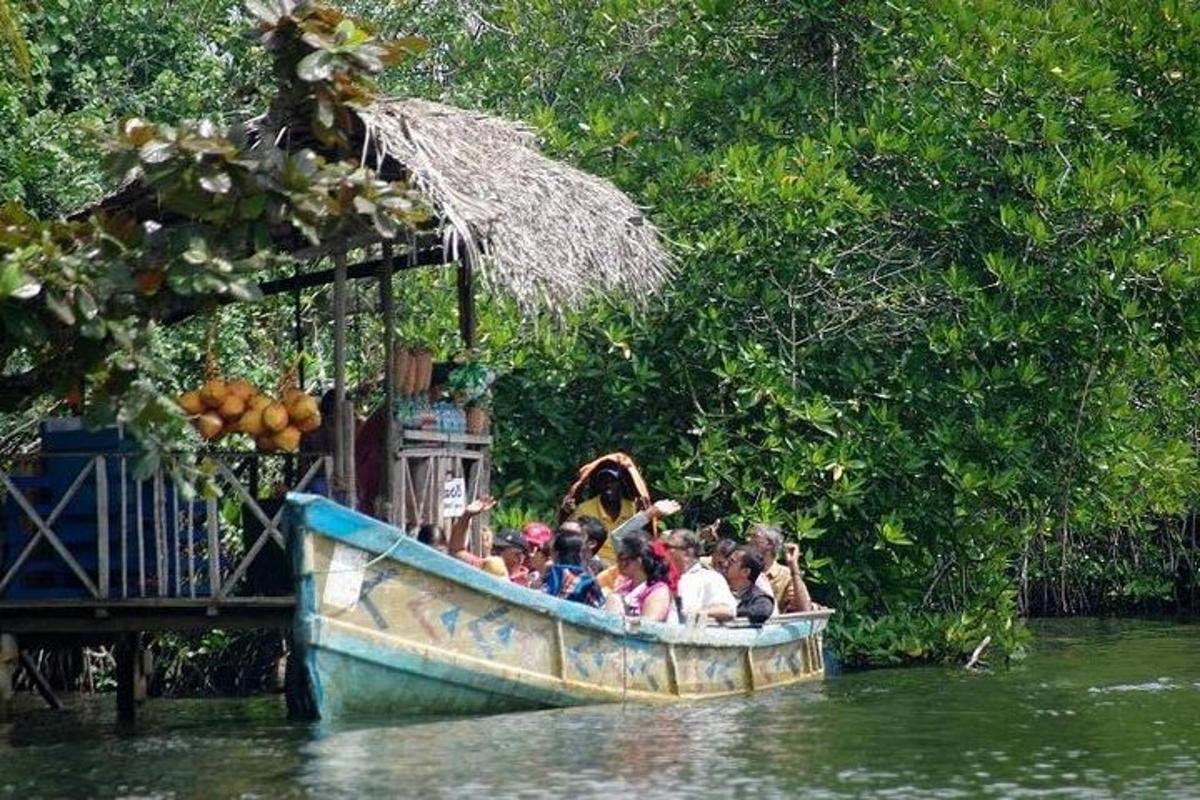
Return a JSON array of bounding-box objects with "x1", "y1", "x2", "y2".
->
[{"x1": 287, "y1": 494, "x2": 831, "y2": 719}]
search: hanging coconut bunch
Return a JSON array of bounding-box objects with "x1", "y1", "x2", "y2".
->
[{"x1": 176, "y1": 366, "x2": 321, "y2": 453}]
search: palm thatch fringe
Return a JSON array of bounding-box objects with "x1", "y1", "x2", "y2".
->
[{"x1": 358, "y1": 98, "x2": 671, "y2": 312}]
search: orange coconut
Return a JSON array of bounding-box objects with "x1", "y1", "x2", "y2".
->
[
  {"x1": 178, "y1": 390, "x2": 205, "y2": 416},
  {"x1": 262, "y1": 402, "x2": 289, "y2": 433}
]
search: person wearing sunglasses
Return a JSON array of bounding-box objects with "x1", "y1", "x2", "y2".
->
[
  {"x1": 604, "y1": 530, "x2": 678, "y2": 623},
  {"x1": 665, "y1": 528, "x2": 736, "y2": 624}
]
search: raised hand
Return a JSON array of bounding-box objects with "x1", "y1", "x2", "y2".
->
[
  {"x1": 697, "y1": 519, "x2": 721, "y2": 544},
  {"x1": 465, "y1": 495, "x2": 497, "y2": 516},
  {"x1": 785, "y1": 542, "x2": 803, "y2": 569},
  {"x1": 559, "y1": 494, "x2": 577, "y2": 518},
  {"x1": 650, "y1": 499, "x2": 682, "y2": 518}
]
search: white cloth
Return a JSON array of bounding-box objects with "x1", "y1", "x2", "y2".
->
[{"x1": 677, "y1": 562, "x2": 737, "y2": 620}]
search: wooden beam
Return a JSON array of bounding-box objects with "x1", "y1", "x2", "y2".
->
[
  {"x1": 258, "y1": 246, "x2": 450, "y2": 298},
  {"x1": 157, "y1": 246, "x2": 452, "y2": 328},
  {"x1": 380, "y1": 241, "x2": 397, "y2": 523},
  {"x1": 18, "y1": 651, "x2": 63, "y2": 710},
  {"x1": 332, "y1": 253, "x2": 353, "y2": 509}
]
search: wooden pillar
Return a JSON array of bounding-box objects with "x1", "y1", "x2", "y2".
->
[
  {"x1": 115, "y1": 632, "x2": 143, "y2": 722},
  {"x1": 0, "y1": 633, "x2": 16, "y2": 715},
  {"x1": 332, "y1": 252, "x2": 356, "y2": 509},
  {"x1": 380, "y1": 241, "x2": 397, "y2": 523},
  {"x1": 456, "y1": 254, "x2": 476, "y2": 349},
  {"x1": 294, "y1": 263, "x2": 305, "y2": 389}
]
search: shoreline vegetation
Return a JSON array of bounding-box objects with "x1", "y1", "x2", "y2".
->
[{"x1": 3, "y1": 0, "x2": 1200, "y2": 678}]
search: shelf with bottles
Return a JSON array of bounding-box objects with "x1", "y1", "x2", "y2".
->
[{"x1": 390, "y1": 343, "x2": 493, "y2": 436}]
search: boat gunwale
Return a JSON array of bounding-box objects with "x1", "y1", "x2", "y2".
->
[{"x1": 287, "y1": 493, "x2": 832, "y2": 649}]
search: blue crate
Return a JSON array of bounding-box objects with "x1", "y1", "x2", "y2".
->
[
  {"x1": 39, "y1": 420, "x2": 131, "y2": 453},
  {"x1": 1, "y1": 420, "x2": 217, "y2": 601}
]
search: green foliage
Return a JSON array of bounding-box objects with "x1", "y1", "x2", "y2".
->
[{"x1": 446, "y1": 361, "x2": 496, "y2": 408}]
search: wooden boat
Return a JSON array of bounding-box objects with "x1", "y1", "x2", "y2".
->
[{"x1": 286, "y1": 494, "x2": 832, "y2": 718}]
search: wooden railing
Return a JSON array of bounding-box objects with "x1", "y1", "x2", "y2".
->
[{"x1": 0, "y1": 452, "x2": 331, "y2": 604}]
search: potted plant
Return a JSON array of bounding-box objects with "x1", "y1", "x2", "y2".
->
[{"x1": 446, "y1": 361, "x2": 495, "y2": 434}]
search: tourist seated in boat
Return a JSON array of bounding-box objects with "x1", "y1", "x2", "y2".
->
[
  {"x1": 523, "y1": 522, "x2": 553, "y2": 590},
  {"x1": 591, "y1": 498, "x2": 683, "y2": 593},
  {"x1": 490, "y1": 529, "x2": 531, "y2": 586},
  {"x1": 725, "y1": 547, "x2": 776, "y2": 624},
  {"x1": 447, "y1": 495, "x2": 533, "y2": 586},
  {"x1": 748, "y1": 524, "x2": 813, "y2": 613},
  {"x1": 559, "y1": 453, "x2": 655, "y2": 564},
  {"x1": 665, "y1": 528, "x2": 736, "y2": 624},
  {"x1": 541, "y1": 530, "x2": 605, "y2": 607},
  {"x1": 577, "y1": 515, "x2": 609, "y2": 572},
  {"x1": 703, "y1": 537, "x2": 738, "y2": 574},
  {"x1": 604, "y1": 529, "x2": 678, "y2": 622}
]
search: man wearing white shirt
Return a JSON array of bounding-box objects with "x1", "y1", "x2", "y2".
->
[{"x1": 666, "y1": 528, "x2": 737, "y2": 623}]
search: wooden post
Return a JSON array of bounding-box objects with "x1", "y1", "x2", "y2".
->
[
  {"x1": 333, "y1": 252, "x2": 356, "y2": 509},
  {"x1": 120, "y1": 455, "x2": 128, "y2": 598},
  {"x1": 0, "y1": 633, "x2": 17, "y2": 715},
  {"x1": 135, "y1": 478, "x2": 144, "y2": 596},
  {"x1": 457, "y1": 254, "x2": 476, "y2": 349},
  {"x1": 380, "y1": 241, "x2": 396, "y2": 523},
  {"x1": 96, "y1": 455, "x2": 109, "y2": 599},
  {"x1": 115, "y1": 632, "x2": 142, "y2": 722},
  {"x1": 206, "y1": 495, "x2": 220, "y2": 601},
  {"x1": 294, "y1": 262, "x2": 305, "y2": 389}
]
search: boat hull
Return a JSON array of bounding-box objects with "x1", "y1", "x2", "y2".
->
[{"x1": 288, "y1": 494, "x2": 830, "y2": 718}]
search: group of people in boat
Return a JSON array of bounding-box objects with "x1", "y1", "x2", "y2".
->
[{"x1": 414, "y1": 454, "x2": 815, "y2": 625}]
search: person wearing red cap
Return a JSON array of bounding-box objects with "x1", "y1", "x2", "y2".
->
[{"x1": 523, "y1": 522, "x2": 554, "y2": 589}]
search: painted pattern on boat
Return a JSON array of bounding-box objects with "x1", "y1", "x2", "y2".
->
[{"x1": 287, "y1": 494, "x2": 831, "y2": 718}]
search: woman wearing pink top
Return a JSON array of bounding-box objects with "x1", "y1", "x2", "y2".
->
[{"x1": 606, "y1": 530, "x2": 678, "y2": 622}]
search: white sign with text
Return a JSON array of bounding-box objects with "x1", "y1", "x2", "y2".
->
[{"x1": 442, "y1": 477, "x2": 466, "y2": 517}]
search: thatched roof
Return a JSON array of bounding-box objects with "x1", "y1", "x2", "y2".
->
[
  {"x1": 359, "y1": 98, "x2": 670, "y2": 311},
  {"x1": 80, "y1": 98, "x2": 671, "y2": 313}
]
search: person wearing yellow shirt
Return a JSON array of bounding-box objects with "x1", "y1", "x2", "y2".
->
[{"x1": 558, "y1": 464, "x2": 635, "y2": 561}]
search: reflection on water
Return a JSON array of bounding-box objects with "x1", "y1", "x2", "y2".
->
[{"x1": 2, "y1": 619, "x2": 1199, "y2": 798}]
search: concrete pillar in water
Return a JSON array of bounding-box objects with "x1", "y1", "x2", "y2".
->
[{"x1": 0, "y1": 633, "x2": 16, "y2": 715}]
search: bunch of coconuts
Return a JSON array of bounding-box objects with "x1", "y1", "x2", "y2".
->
[{"x1": 177, "y1": 378, "x2": 321, "y2": 453}]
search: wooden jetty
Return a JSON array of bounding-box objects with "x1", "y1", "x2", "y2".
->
[{"x1": 0, "y1": 424, "x2": 493, "y2": 719}]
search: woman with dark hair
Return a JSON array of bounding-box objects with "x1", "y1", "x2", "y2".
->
[
  {"x1": 607, "y1": 530, "x2": 677, "y2": 622},
  {"x1": 541, "y1": 531, "x2": 604, "y2": 607}
]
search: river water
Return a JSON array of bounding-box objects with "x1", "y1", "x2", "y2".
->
[{"x1": 1, "y1": 618, "x2": 1198, "y2": 798}]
